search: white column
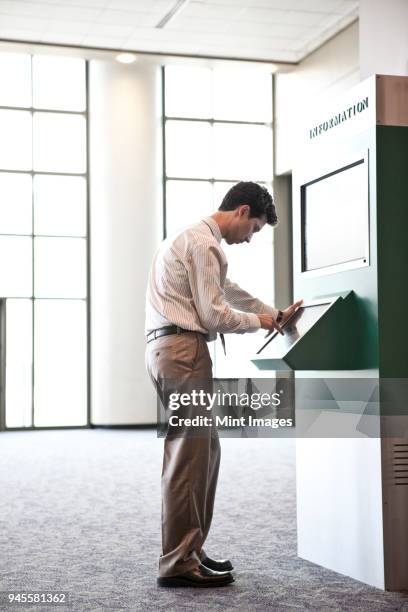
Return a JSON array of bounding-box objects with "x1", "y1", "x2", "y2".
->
[{"x1": 89, "y1": 59, "x2": 162, "y2": 424}]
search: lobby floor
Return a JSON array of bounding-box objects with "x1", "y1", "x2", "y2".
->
[{"x1": 0, "y1": 429, "x2": 407, "y2": 611}]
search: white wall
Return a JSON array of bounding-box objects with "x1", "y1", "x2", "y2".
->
[
  {"x1": 275, "y1": 22, "x2": 359, "y2": 175},
  {"x1": 89, "y1": 59, "x2": 162, "y2": 425},
  {"x1": 360, "y1": 0, "x2": 408, "y2": 79}
]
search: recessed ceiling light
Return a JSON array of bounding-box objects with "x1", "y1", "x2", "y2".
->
[{"x1": 116, "y1": 53, "x2": 137, "y2": 64}]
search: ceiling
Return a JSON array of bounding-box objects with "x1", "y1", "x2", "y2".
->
[{"x1": 0, "y1": 0, "x2": 359, "y2": 63}]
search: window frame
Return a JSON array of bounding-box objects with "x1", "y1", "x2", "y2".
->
[
  {"x1": 162, "y1": 65, "x2": 275, "y2": 377},
  {"x1": 0, "y1": 55, "x2": 90, "y2": 431},
  {"x1": 162, "y1": 65, "x2": 274, "y2": 240}
]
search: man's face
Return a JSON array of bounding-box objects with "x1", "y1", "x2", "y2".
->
[{"x1": 225, "y1": 205, "x2": 267, "y2": 245}]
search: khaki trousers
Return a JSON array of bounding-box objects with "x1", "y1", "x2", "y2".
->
[{"x1": 145, "y1": 332, "x2": 221, "y2": 578}]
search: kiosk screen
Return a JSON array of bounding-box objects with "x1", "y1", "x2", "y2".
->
[
  {"x1": 301, "y1": 159, "x2": 368, "y2": 272},
  {"x1": 257, "y1": 302, "x2": 331, "y2": 355}
]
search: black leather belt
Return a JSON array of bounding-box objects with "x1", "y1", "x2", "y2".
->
[{"x1": 146, "y1": 325, "x2": 196, "y2": 344}]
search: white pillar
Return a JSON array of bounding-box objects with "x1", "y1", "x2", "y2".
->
[{"x1": 89, "y1": 59, "x2": 162, "y2": 424}]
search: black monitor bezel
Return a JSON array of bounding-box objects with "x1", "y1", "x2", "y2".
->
[{"x1": 300, "y1": 157, "x2": 368, "y2": 274}]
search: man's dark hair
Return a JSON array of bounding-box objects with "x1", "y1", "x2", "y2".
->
[{"x1": 218, "y1": 181, "x2": 277, "y2": 226}]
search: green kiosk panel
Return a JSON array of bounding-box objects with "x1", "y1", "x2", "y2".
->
[{"x1": 252, "y1": 292, "x2": 357, "y2": 371}]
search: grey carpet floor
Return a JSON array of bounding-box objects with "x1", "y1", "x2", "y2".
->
[{"x1": 0, "y1": 429, "x2": 407, "y2": 612}]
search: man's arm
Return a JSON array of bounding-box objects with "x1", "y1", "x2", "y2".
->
[
  {"x1": 224, "y1": 277, "x2": 279, "y2": 319},
  {"x1": 187, "y1": 244, "x2": 261, "y2": 334}
]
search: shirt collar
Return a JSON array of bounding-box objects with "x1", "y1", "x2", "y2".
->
[{"x1": 202, "y1": 216, "x2": 222, "y2": 244}]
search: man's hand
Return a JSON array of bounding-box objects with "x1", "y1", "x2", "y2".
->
[
  {"x1": 258, "y1": 313, "x2": 284, "y2": 336},
  {"x1": 259, "y1": 299, "x2": 304, "y2": 338},
  {"x1": 280, "y1": 299, "x2": 303, "y2": 325}
]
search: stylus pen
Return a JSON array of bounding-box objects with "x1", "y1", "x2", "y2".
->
[{"x1": 265, "y1": 327, "x2": 283, "y2": 338}]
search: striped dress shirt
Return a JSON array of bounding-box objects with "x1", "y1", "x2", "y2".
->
[{"x1": 145, "y1": 216, "x2": 278, "y2": 342}]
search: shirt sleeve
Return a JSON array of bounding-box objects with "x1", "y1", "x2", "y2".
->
[
  {"x1": 187, "y1": 243, "x2": 261, "y2": 334},
  {"x1": 224, "y1": 277, "x2": 279, "y2": 319}
]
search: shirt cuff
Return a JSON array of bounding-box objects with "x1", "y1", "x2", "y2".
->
[
  {"x1": 260, "y1": 304, "x2": 280, "y2": 320},
  {"x1": 246, "y1": 312, "x2": 261, "y2": 332}
]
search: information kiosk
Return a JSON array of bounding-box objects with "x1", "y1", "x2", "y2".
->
[{"x1": 252, "y1": 75, "x2": 408, "y2": 590}]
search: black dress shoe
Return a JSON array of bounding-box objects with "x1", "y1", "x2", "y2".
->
[
  {"x1": 157, "y1": 563, "x2": 234, "y2": 588},
  {"x1": 200, "y1": 553, "x2": 234, "y2": 572}
]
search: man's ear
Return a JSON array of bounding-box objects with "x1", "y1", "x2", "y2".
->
[{"x1": 238, "y1": 204, "x2": 250, "y2": 218}]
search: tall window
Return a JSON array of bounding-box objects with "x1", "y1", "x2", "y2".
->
[
  {"x1": 0, "y1": 52, "x2": 88, "y2": 429},
  {"x1": 163, "y1": 65, "x2": 274, "y2": 376}
]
